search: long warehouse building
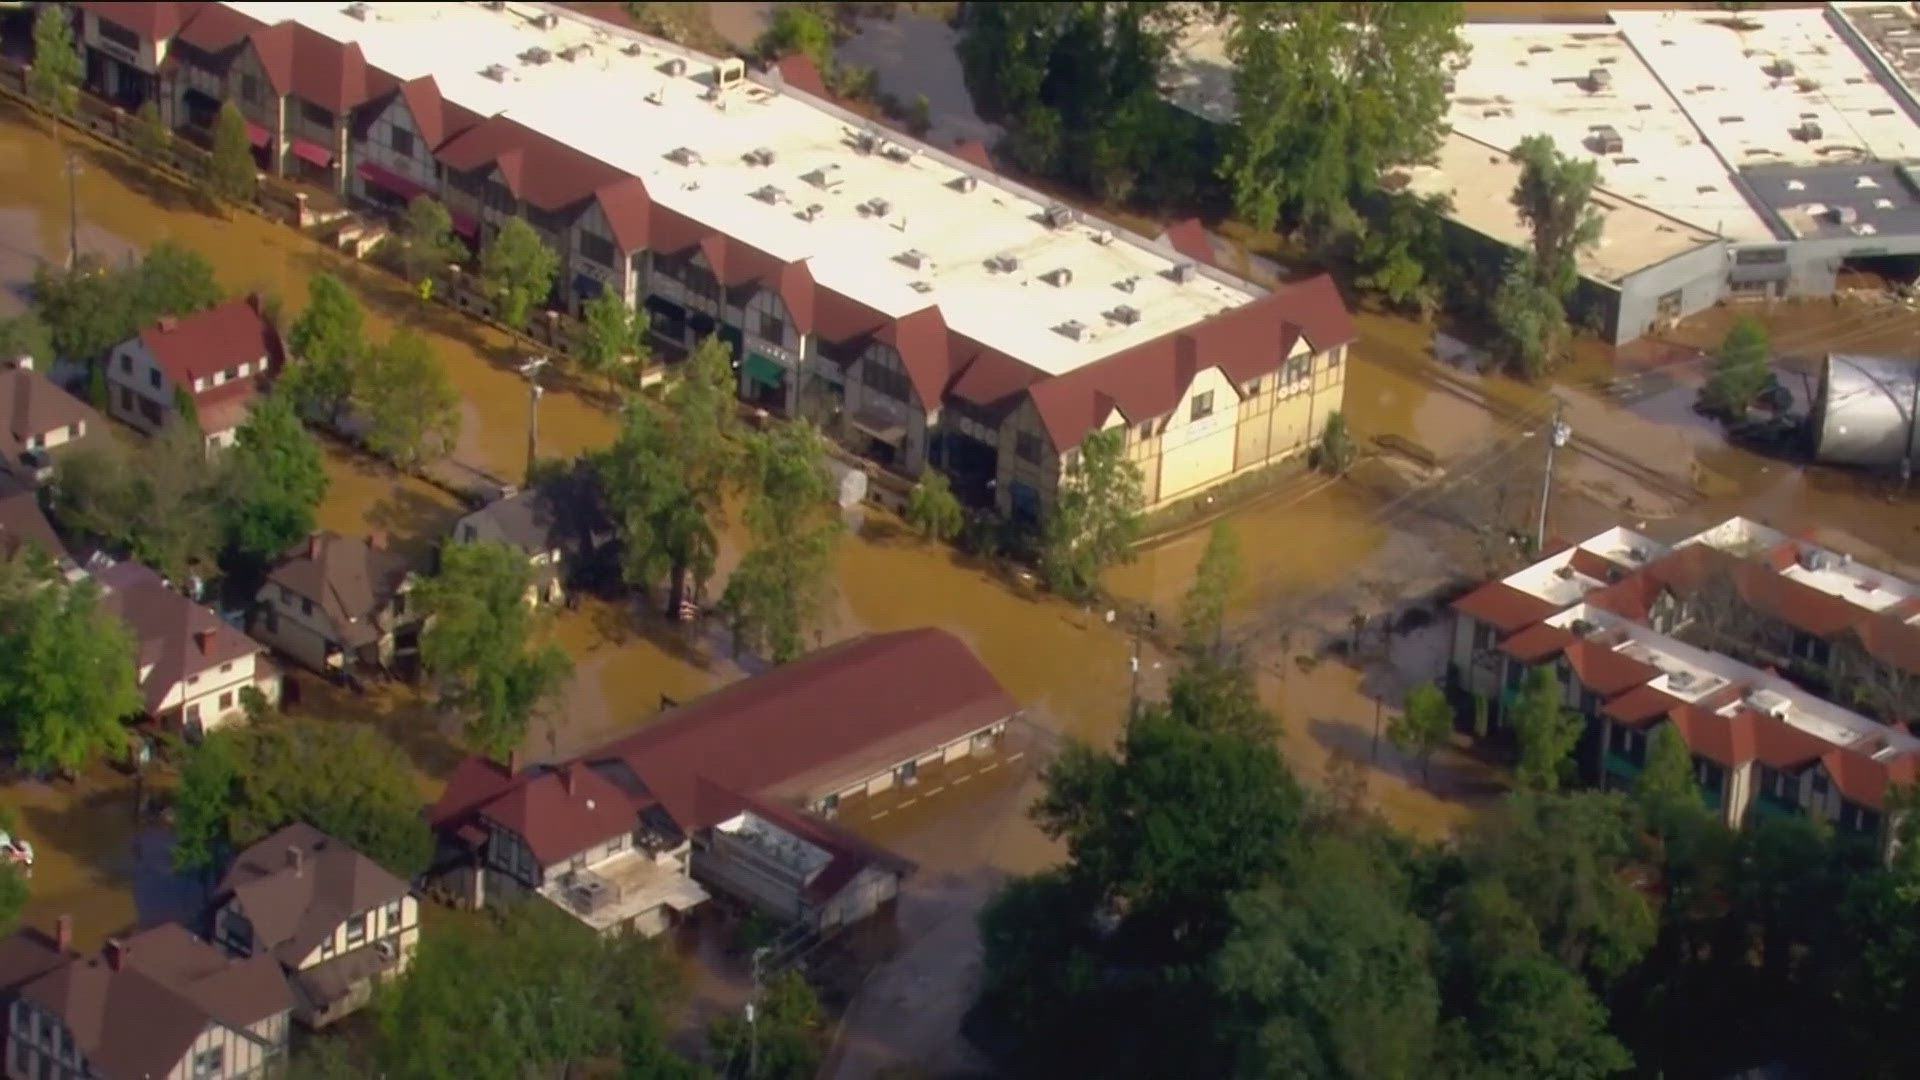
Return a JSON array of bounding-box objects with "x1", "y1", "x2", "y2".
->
[{"x1": 71, "y1": 0, "x2": 1356, "y2": 519}]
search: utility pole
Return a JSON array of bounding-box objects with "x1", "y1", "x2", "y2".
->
[
  {"x1": 1535, "y1": 405, "x2": 1572, "y2": 553},
  {"x1": 518, "y1": 355, "x2": 548, "y2": 485},
  {"x1": 746, "y1": 945, "x2": 770, "y2": 1080},
  {"x1": 1905, "y1": 360, "x2": 1918, "y2": 491},
  {"x1": 66, "y1": 146, "x2": 83, "y2": 270}
]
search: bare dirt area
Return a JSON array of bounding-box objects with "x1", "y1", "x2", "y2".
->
[{"x1": 1463, "y1": 1, "x2": 1816, "y2": 22}]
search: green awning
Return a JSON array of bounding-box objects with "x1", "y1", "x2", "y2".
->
[{"x1": 743, "y1": 352, "x2": 785, "y2": 389}]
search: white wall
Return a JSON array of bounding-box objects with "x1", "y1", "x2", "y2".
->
[
  {"x1": 156, "y1": 649, "x2": 277, "y2": 732},
  {"x1": 290, "y1": 894, "x2": 421, "y2": 972}
]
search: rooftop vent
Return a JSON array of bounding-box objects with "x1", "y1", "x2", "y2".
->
[
  {"x1": 801, "y1": 167, "x2": 839, "y2": 190},
  {"x1": 1115, "y1": 275, "x2": 1139, "y2": 293},
  {"x1": 1857, "y1": 175, "x2": 1881, "y2": 189},
  {"x1": 660, "y1": 57, "x2": 687, "y2": 77},
  {"x1": 895, "y1": 249, "x2": 930, "y2": 270},
  {"x1": 949, "y1": 175, "x2": 977, "y2": 193},
  {"x1": 1792, "y1": 120, "x2": 1823, "y2": 142},
  {"x1": 861, "y1": 197, "x2": 892, "y2": 218},
  {"x1": 558, "y1": 44, "x2": 592, "y2": 62},
  {"x1": 744, "y1": 147, "x2": 776, "y2": 167},
  {"x1": 1668, "y1": 670, "x2": 1697, "y2": 692},
  {"x1": 1800, "y1": 547, "x2": 1837, "y2": 572},
  {"x1": 1587, "y1": 124, "x2": 1624, "y2": 154},
  {"x1": 1040, "y1": 267, "x2": 1073, "y2": 287},
  {"x1": 1091, "y1": 229, "x2": 1113, "y2": 246},
  {"x1": 851, "y1": 131, "x2": 879, "y2": 155},
  {"x1": 1586, "y1": 67, "x2": 1612, "y2": 91},
  {"x1": 344, "y1": 2, "x2": 369, "y2": 20},
  {"x1": 1766, "y1": 57, "x2": 1796, "y2": 78},
  {"x1": 482, "y1": 0, "x2": 505, "y2": 9},
  {"x1": 1570, "y1": 618, "x2": 1597, "y2": 637},
  {"x1": 880, "y1": 143, "x2": 914, "y2": 164},
  {"x1": 1168, "y1": 262, "x2": 1197, "y2": 284},
  {"x1": 665, "y1": 147, "x2": 702, "y2": 166},
  {"x1": 533, "y1": 12, "x2": 559, "y2": 30},
  {"x1": 797, "y1": 204, "x2": 824, "y2": 222},
  {"x1": 1054, "y1": 320, "x2": 1088, "y2": 341},
  {"x1": 909, "y1": 280, "x2": 933, "y2": 294},
  {"x1": 482, "y1": 64, "x2": 510, "y2": 83},
  {"x1": 520, "y1": 47, "x2": 552, "y2": 66},
  {"x1": 752, "y1": 184, "x2": 786, "y2": 205},
  {"x1": 1105, "y1": 304, "x2": 1141, "y2": 326},
  {"x1": 1746, "y1": 689, "x2": 1792, "y2": 719},
  {"x1": 644, "y1": 88, "x2": 664, "y2": 106},
  {"x1": 986, "y1": 253, "x2": 1020, "y2": 273},
  {"x1": 622, "y1": 42, "x2": 644, "y2": 56},
  {"x1": 1042, "y1": 204, "x2": 1074, "y2": 229}
]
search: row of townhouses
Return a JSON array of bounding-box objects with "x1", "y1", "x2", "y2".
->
[
  {"x1": 1451, "y1": 517, "x2": 1920, "y2": 844},
  {"x1": 68, "y1": 0, "x2": 1357, "y2": 519},
  {"x1": 0, "y1": 824, "x2": 417, "y2": 1080}
]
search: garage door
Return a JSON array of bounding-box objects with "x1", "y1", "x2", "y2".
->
[{"x1": 1160, "y1": 415, "x2": 1238, "y2": 499}]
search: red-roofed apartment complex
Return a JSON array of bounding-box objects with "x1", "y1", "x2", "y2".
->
[
  {"x1": 72, "y1": 2, "x2": 1355, "y2": 520},
  {"x1": 1448, "y1": 517, "x2": 1920, "y2": 849},
  {"x1": 426, "y1": 628, "x2": 1018, "y2": 936},
  {"x1": 105, "y1": 297, "x2": 282, "y2": 449}
]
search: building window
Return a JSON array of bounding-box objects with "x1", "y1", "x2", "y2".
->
[
  {"x1": 99, "y1": 19, "x2": 140, "y2": 53},
  {"x1": 345, "y1": 913, "x2": 367, "y2": 947},
  {"x1": 860, "y1": 357, "x2": 913, "y2": 403},
  {"x1": 390, "y1": 125, "x2": 414, "y2": 156},
  {"x1": 279, "y1": 586, "x2": 293, "y2": 603},
  {"x1": 1245, "y1": 377, "x2": 1262, "y2": 396},
  {"x1": 1735, "y1": 246, "x2": 1788, "y2": 265},
  {"x1": 220, "y1": 662, "x2": 233, "y2": 673},
  {"x1": 120, "y1": 353, "x2": 131, "y2": 372},
  {"x1": 240, "y1": 74, "x2": 260, "y2": 103},
  {"x1": 148, "y1": 368, "x2": 161, "y2": 389},
  {"x1": 1137, "y1": 421, "x2": 1153, "y2": 442},
  {"x1": 1811, "y1": 773, "x2": 1828, "y2": 798},
  {"x1": 1015, "y1": 431, "x2": 1041, "y2": 464},
  {"x1": 218, "y1": 691, "x2": 233, "y2": 711},
  {"x1": 1190, "y1": 391, "x2": 1214, "y2": 422},
  {"x1": 462, "y1": 524, "x2": 478, "y2": 543},
  {"x1": 11, "y1": 1037, "x2": 25, "y2": 1074},
  {"x1": 1328, "y1": 346, "x2": 1342, "y2": 370},
  {"x1": 607, "y1": 833, "x2": 627, "y2": 856},
  {"x1": 301, "y1": 100, "x2": 333, "y2": 127},
  {"x1": 579, "y1": 231, "x2": 615, "y2": 268},
  {"x1": 1655, "y1": 289, "x2": 1683, "y2": 321},
  {"x1": 191, "y1": 1046, "x2": 225, "y2": 1080},
  {"x1": 757, "y1": 310, "x2": 786, "y2": 345},
  {"x1": 385, "y1": 899, "x2": 403, "y2": 932},
  {"x1": 300, "y1": 598, "x2": 313, "y2": 617},
  {"x1": 186, "y1": 674, "x2": 199, "y2": 686}
]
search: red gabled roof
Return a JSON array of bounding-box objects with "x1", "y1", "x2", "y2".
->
[
  {"x1": 1603, "y1": 684, "x2": 1685, "y2": 726},
  {"x1": 1823, "y1": 748, "x2": 1919, "y2": 811},
  {"x1": 243, "y1": 21, "x2": 295, "y2": 96},
  {"x1": 946, "y1": 341, "x2": 1045, "y2": 408},
  {"x1": 436, "y1": 117, "x2": 626, "y2": 211},
  {"x1": 390, "y1": 75, "x2": 483, "y2": 150},
  {"x1": 814, "y1": 288, "x2": 889, "y2": 345},
  {"x1": 480, "y1": 764, "x2": 633, "y2": 868},
  {"x1": 950, "y1": 139, "x2": 995, "y2": 172},
  {"x1": 1563, "y1": 638, "x2": 1663, "y2": 697},
  {"x1": 1498, "y1": 622, "x2": 1575, "y2": 664},
  {"x1": 1669, "y1": 705, "x2": 1758, "y2": 769},
  {"x1": 877, "y1": 307, "x2": 951, "y2": 408},
  {"x1": 80, "y1": 1, "x2": 191, "y2": 41},
  {"x1": 648, "y1": 204, "x2": 711, "y2": 256},
  {"x1": 136, "y1": 296, "x2": 282, "y2": 390},
  {"x1": 1452, "y1": 581, "x2": 1563, "y2": 634},
  {"x1": 174, "y1": 2, "x2": 263, "y2": 54},
  {"x1": 96, "y1": 560, "x2": 259, "y2": 716},
  {"x1": 593, "y1": 177, "x2": 652, "y2": 254},
  {"x1": 287, "y1": 24, "x2": 389, "y2": 113},
  {"x1": 1025, "y1": 274, "x2": 1356, "y2": 450},
  {"x1": 774, "y1": 54, "x2": 828, "y2": 98},
  {"x1": 425, "y1": 755, "x2": 515, "y2": 833},
  {"x1": 1160, "y1": 218, "x2": 1216, "y2": 266},
  {"x1": 1588, "y1": 569, "x2": 1665, "y2": 622}
]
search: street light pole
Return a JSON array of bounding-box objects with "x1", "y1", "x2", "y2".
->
[
  {"x1": 518, "y1": 356, "x2": 548, "y2": 485},
  {"x1": 66, "y1": 146, "x2": 83, "y2": 270},
  {"x1": 1535, "y1": 405, "x2": 1572, "y2": 553}
]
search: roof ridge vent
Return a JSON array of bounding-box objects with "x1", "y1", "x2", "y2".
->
[
  {"x1": 1091, "y1": 228, "x2": 1113, "y2": 246},
  {"x1": 622, "y1": 42, "x2": 644, "y2": 56},
  {"x1": 909, "y1": 280, "x2": 933, "y2": 294},
  {"x1": 796, "y1": 204, "x2": 824, "y2": 222},
  {"x1": 1167, "y1": 262, "x2": 1197, "y2": 284},
  {"x1": 860, "y1": 197, "x2": 892, "y2": 218},
  {"x1": 880, "y1": 143, "x2": 915, "y2": 164},
  {"x1": 532, "y1": 11, "x2": 559, "y2": 30},
  {"x1": 1115, "y1": 275, "x2": 1139, "y2": 293},
  {"x1": 644, "y1": 88, "x2": 664, "y2": 105},
  {"x1": 894, "y1": 249, "x2": 931, "y2": 270},
  {"x1": 557, "y1": 44, "x2": 592, "y2": 62}
]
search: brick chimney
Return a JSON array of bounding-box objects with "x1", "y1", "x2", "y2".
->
[
  {"x1": 104, "y1": 938, "x2": 127, "y2": 971},
  {"x1": 287, "y1": 845, "x2": 303, "y2": 877},
  {"x1": 54, "y1": 915, "x2": 71, "y2": 954},
  {"x1": 307, "y1": 533, "x2": 321, "y2": 561},
  {"x1": 508, "y1": 749, "x2": 521, "y2": 775},
  {"x1": 157, "y1": 316, "x2": 177, "y2": 333},
  {"x1": 367, "y1": 530, "x2": 387, "y2": 551},
  {"x1": 562, "y1": 764, "x2": 575, "y2": 796},
  {"x1": 193, "y1": 629, "x2": 212, "y2": 655}
]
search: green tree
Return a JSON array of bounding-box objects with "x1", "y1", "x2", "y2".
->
[
  {"x1": 599, "y1": 336, "x2": 738, "y2": 618},
  {"x1": 171, "y1": 713, "x2": 433, "y2": 878},
  {"x1": 720, "y1": 421, "x2": 840, "y2": 663},
  {"x1": 1511, "y1": 134, "x2": 1605, "y2": 300},
  {"x1": 282, "y1": 271, "x2": 366, "y2": 423},
  {"x1": 1635, "y1": 723, "x2": 1702, "y2": 819},
  {"x1": 221, "y1": 391, "x2": 328, "y2": 563},
  {"x1": 353, "y1": 329, "x2": 460, "y2": 470},
  {"x1": 130, "y1": 99, "x2": 172, "y2": 166},
  {"x1": 398, "y1": 196, "x2": 465, "y2": 282},
  {"x1": 417, "y1": 541, "x2": 572, "y2": 758},
  {"x1": 0, "y1": 560, "x2": 139, "y2": 775},
  {"x1": 1216, "y1": 836, "x2": 1440, "y2": 1079},
  {"x1": 1354, "y1": 191, "x2": 1452, "y2": 313},
  {"x1": 1179, "y1": 521, "x2": 1241, "y2": 655},
  {"x1": 708, "y1": 970, "x2": 826, "y2": 1080},
  {"x1": 132, "y1": 240, "x2": 223, "y2": 323},
  {"x1": 905, "y1": 468, "x2": 965, "y2": 543},
  {"x1": 1701, "y1": 316, "x2": 1770, "y2": 418},
  {"x1": 1223, "y1": 2, "x2": 1465, "y2": 238},
  {"x1": 1316, "y1": 409, "x2": 1355, "y2": 475},
  {"x1": 171, "y1": 384, "x2": 200, "y2": 428},
  {"x1": 479, "y1": 216, "x2": 560, "y2": 331},
  {"x1": 50, "y1": 424, "x2": 223, "y2": 581},
  {"x1": 1510, "y1": 665, "x2": 1581, "y2": 792},
  {"x1": 1390, "y1": 682, "x2": 1454, "y2": 782},
  {"x1": 1040, "y1": 427, "x2": 1144, "y2": 600},
  {"x1": 32, "y1": 258, "x2": 134, "y2": 363},
  {"x1": 1492, "y1": 253, "x2": 1567, "y2": 380},
  {"x1": 0, "y1": 810, "x2": 28, "y2": 940},
  {"x1": 0, "y1": 313, "x2": 54, "y2": 364},
  {"x1": 28, "y1": 3, "x2": 82, "y2": 119},
  {"x1": 756, "y1": 2, "x2": 836, "y2": 69},
  {"x1": 573, "y1": 287, "x2": 647, "y2": 396},
  {"x1": 209, "y1": 102, "x2": 258, "y2": 205}
]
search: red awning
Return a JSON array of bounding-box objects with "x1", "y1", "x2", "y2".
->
[
  {"x1": 243, "y1": 120, "x2": 270, "y2": 149},
  {"x1": 449, "y1": 210, "x2": 479, "y2": 238},
  {"x1": 355, "y1": 160, "x2": 429, "y2": 203},
  {"x1": 291, "y1": 138, "x2": 334, "y2": 168}
]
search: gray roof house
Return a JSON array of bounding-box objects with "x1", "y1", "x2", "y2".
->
[{"x1": 449, "y1": 486, "x2": 596, "y2": 606}]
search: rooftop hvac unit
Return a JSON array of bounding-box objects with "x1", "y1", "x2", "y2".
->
[
  {"x1": 665, "y1": 146, "x2": 701, "y2": 166},
  {"x1": 881, "y1": 143, "x2": 914, "y2": 164},
  {"x1": 1746, "y1": 689, "x2": 1792, "y2": 718},
  {"x1": 534, "y1": 12, "x2": 559, "y2": 30},
  {"x1": 1667, "y1": 670, "x2": 1696, "y2": 692},
  {"x1": 851, "y1": 131, "x2": 879, "y2": 155},
  {"x1": 1042, "y1": 204, "x2": 1073, "y2": 229},
  {"x1": 909, "y1": 280, "x2": 933, "y2": 294},
  {"x1": 622, "y1": 42, "x2": 644, "y2": 56},
  {"x1": 558, "y1": 44, "x2": 591, "y2": 62},
  {"x1": 1767, "y1": 57, "x2": 1797, "y2": 78},
  {"x1": 1054, "y1": 320, "x2": 1087, "y2": 341},
  {"x1": 895, "y1": 249, "x2": 929, "y2": 270},
  {"x1": 1587, "y1": 67, "x2": 1612, "y2": 91},
  {"x1": 482, "y1": 0, "x2": 506, "y2": 9},
  {"x1": 482, "y1": 64, "x2": 510, "y2": 83},
  {"x1": 1169, "y1": 262, "x2": 1197, "y2": 284},
  {"x1": 798, "y1": 203, "x2": 824, "y2": 222},
  {"x1": 751, "y1": 185, "x2": 786, "y2": 205},
  {"x1": 1792, "y1": 120, "x2": 1823, "y2": 142},
  {"x1": 1589, "y1": 125, "x2": 1624, "y2": 154},
  {"x1": 643, "y1": 88, "x2": 664, "y2": 105},
  {"x1": 344, "y1": 2, "x2": 369, "y2": 21},
  {"x1": 986, "y1": 253, "x2": 1019, "y2": 273},
  {"x1": 862, "y1": 197, "x2": 892, "y2": 218},
  {"x1": 659, "y1": 57, "x2": 687, "y2": 77},
  {"x1": 1091, "y1": 229, "x2": 1113, "y2": 246},
  {"x1": 1106, "y1": 304, "x2": 1141, "y2": 326},
  {"x1": 1115, "y1": 275, "x2": 1138, "y2": 293},
  {"x1": 520, "y1": 47, "x2": 552, "y2": 65},
  {"x1": 1040, "y1": 267, "x2": 1073, "y2": 287},
  {"x1": 949, "y1": 175, "x2": 977, "y2": 193},
  {"x1": 744, "y1": 147, "x2": 775, "y2": 166}
]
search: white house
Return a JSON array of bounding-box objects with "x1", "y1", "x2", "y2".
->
[
  {"x1": 95, "y1": 559, "x2": 279, "y2": 735},
  {"x1": 106, "y1": 296, "x2": 283, "y2": 449}
]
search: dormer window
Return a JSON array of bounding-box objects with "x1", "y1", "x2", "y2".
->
[{"x1": 1190, "y1": 391, "x2": 1214, "y2": 422}]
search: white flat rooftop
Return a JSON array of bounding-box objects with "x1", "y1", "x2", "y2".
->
[
  {"x1": 224, "y1": 1, "x2": 1260, "y2": 377},
  {"x1": 1501, "y1": 526, "x2": 1667, "y2": 606}
]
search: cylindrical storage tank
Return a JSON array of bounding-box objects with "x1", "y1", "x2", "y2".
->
[{"x1": 1810, "y1": 353, "x2": 1920, "y2": 468}]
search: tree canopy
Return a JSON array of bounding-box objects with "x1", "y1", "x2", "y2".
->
[
  {"x1": 905, "y1": 468, "x2": 965, "y2": 544},
  {"x1": 51, "y1": 422, "x2": 223, "y2": 581},
  {"x1": 0, "y1": 557, "x2": 139, "y2": 775},
  {"x1": 1180, "y1": 521, "x2": 1241, "y2": 655},
  {"x1": 572, "y1": 287, "x2": 648, "y2": 396},
  {"x1": 479, "y1": 216, "x2": 560, "y2": 331},
  {"x1": 170, "y1": 712, "x2": 433, "y2": 879},
  {"x1": 282, "y1": 271, "x2": 366, "y2": 424},
  {"x1": 1701, "y1": 317, "x2": 1771, "y2": 419},
  {"x1": 221, "y1": 391, "x2": 328, "y2": 564},
  {"x1": 28, "y1": 2, "x2": 83, "y2": 118},
  {"x1": 1499, "y1": 135, "x2": 1603, "y2": 377},
  {"x1": 209, "y1": 102, "x2": 258, "y2": 205},
  {"x1": 32, "y1": 240, "x2": 223, "y2": 363},
  {"x1": 720, "y1": 420, "x2": 840, "y2": 663},
  {"x1": 1040, "y1": 427, "x2": 1144, "y2": 600},
  {"x1": 1511, "y1": 664, "x2": 1581, "y2": 792},
  {"x1": 416, "y1": 540, "x2": 572, "y2": 758},
  {"x1": 352, "y1": 329, "x2": 460, "y2": 470},
  {"x1": 398, "y1": 196, "x2": 465, "y2": 283}
]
